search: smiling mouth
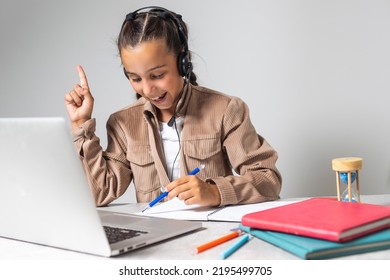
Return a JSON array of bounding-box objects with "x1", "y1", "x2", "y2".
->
[{"x1": 151, "y1": 92, "x2": 167, "y2": 102}]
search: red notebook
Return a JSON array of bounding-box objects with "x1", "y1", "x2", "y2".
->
[{"x1": 241, "y1": 198, "x2": 390, "y2": 242}]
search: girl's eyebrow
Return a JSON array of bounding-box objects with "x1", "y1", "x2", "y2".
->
[
  {"x1": 148, "y1": 64, "x2": 166, "y2": 72},
  {"x1": 127, "y1": 64, "x2": 167, "y2": 76}
]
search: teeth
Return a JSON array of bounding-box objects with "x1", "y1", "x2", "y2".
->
[{"x1": 151, "y1": 93, "x2": 166, "y2": 101}]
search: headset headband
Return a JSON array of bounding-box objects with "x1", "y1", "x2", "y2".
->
[
  {"x1": 125, "y1": 6, "x2": 189, "y2": 52},
  {"x1": 123, "y1": 6, "x2": 192, "y2": 78}
]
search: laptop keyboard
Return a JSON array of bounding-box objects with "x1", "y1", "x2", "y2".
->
[{"x1": 103, "y1": 226, "x2": 148, "y2": 244}]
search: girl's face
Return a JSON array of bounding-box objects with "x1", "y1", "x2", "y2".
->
[{"x1": 121, "y1": 39, "x2": 185, "y2": 122}]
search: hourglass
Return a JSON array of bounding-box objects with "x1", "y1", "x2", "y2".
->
[{"x1": 332, "y1": 157, "x2": 363, "y2": 202}]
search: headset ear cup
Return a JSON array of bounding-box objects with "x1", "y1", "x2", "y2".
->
[{"x1": 177, "y1": 52, "x2": 192, "y2": 77}]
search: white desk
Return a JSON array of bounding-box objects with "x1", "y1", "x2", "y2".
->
[{"x1": 1, "y1": 195, "x2": 390, "y2": 260}]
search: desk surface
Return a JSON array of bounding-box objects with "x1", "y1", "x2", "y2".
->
[{"x1": 1, "y1": 194, "x2": 390, "y2": 260}]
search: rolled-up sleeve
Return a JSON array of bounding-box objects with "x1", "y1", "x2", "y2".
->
[
  {"x1": 72, "y1": 117, "x2": 132, "y2": 206},
  {"x1": 210, "y1": 97, "x2": 282, "y2": 206}
]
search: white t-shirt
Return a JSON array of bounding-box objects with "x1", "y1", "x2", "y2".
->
[{"x1": 159, "y1": 117, "x2": 184, "y2": 181}]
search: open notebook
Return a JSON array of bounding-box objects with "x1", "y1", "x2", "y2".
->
[
  {"x1": 114, "y1": 197, "x2": 303, "y2": 222},
  {"x1": 112, "y1": 195, "x2": 390, "y2": 223}
]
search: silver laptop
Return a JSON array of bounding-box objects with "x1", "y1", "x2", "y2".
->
[{"x1": 0, "y1": 117, "x2": 202, "y2": 257}]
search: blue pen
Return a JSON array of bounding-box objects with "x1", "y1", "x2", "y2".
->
[
  {"x1": 220, "y1": 234, "x2": 250, "y2": 260},
  {"x1": 142, "y1": 164, "x2": 205, "y2": 212}
]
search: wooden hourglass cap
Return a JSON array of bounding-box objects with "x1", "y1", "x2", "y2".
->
[{"x1": 332, "y1": 157, "x2": 363, "y2": 172}]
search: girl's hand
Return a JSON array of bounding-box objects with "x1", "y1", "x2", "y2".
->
[
  {"x1": 64, "y1": 65, "x2": 94, "y2": 131},
  {"x1": 166, "y1": 176, "x2": 221, "y2": 207}
]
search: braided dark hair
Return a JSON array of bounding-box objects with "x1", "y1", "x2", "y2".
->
[{"x1": 117, "y1": 9, "x2": 198, "y2": 89}]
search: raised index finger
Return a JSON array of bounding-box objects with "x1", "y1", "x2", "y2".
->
[{"x1": 77, "y1": 64, "x2": 89, "y2": 88}]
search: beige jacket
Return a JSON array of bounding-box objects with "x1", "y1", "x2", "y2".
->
[{"x1": 73, "y1": 85, "x2": 282, "y2": 206}]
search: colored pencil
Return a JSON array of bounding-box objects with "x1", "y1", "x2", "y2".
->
[{"x1": 195, "y1": 231, "x2": 240, "y2": 253}]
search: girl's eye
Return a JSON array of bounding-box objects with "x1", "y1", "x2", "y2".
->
[
  {"x1": 131, "y1": 77, "x2": 141, "y2": 83},
  {"x1": 152, "y1": 73, "x2": 165, "y2": 79}
]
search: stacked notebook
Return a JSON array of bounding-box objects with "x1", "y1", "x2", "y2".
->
[{"x1": 240, "y1": 197, "x2": 390, "y2": 259}]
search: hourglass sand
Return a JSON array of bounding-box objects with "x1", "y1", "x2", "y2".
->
[{"x1": 332, "y1": 157, "x2": 363, "y2": 202}]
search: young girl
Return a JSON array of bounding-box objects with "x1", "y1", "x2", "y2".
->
[{"x1": 64, "y1": 6, "x2": 282, "y2": 207}]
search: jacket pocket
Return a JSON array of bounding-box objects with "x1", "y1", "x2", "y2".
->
[
  {"x1": 127, "y1": 145, "x2": 154, "y2": 166},
  {"x1": 183, "y1": 134, "x2": 221, "y2": 160},
  {"x1": 182, "y1": 133, "x2": 225, "y2": 178},
  {"x1": 127, "y1": 145, "x2": 159, "y2": 194}
]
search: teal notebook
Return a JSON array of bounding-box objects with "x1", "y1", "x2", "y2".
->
[{"x1": 239, "y1": 224, "x2": 390, "y2": 260}]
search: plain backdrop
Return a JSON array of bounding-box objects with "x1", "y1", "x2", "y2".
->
[{"x1": 1, "y1": 0, "x2": 390, "y2": 203}]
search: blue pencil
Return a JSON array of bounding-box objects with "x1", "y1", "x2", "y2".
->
[
  {"x1": 142, "y1": 164, "x2": 205, "y2": 212},
  {"x1": 220, "y1": 234, "x2": 250, "y2": 259}
]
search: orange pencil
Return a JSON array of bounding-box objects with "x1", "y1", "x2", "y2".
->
[{"x1": 195, "y1": 231, "x2": 240, "y2": 254}]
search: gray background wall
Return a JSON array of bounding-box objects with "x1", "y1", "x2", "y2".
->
[{"x1": 1, "y1": 0, "x2": 389, "y2": 203}]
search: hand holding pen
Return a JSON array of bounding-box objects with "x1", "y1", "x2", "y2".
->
[
  {"x1": 165, "y1": 164, "x2": 221, "y2": 207},
  {"x1": 142, "y1": 164, "x2": 205, "y2": 212}
]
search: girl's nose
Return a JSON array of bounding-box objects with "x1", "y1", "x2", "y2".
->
[{"x1": 140, "y1": 79, "x2": 155, "y2": 97}]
